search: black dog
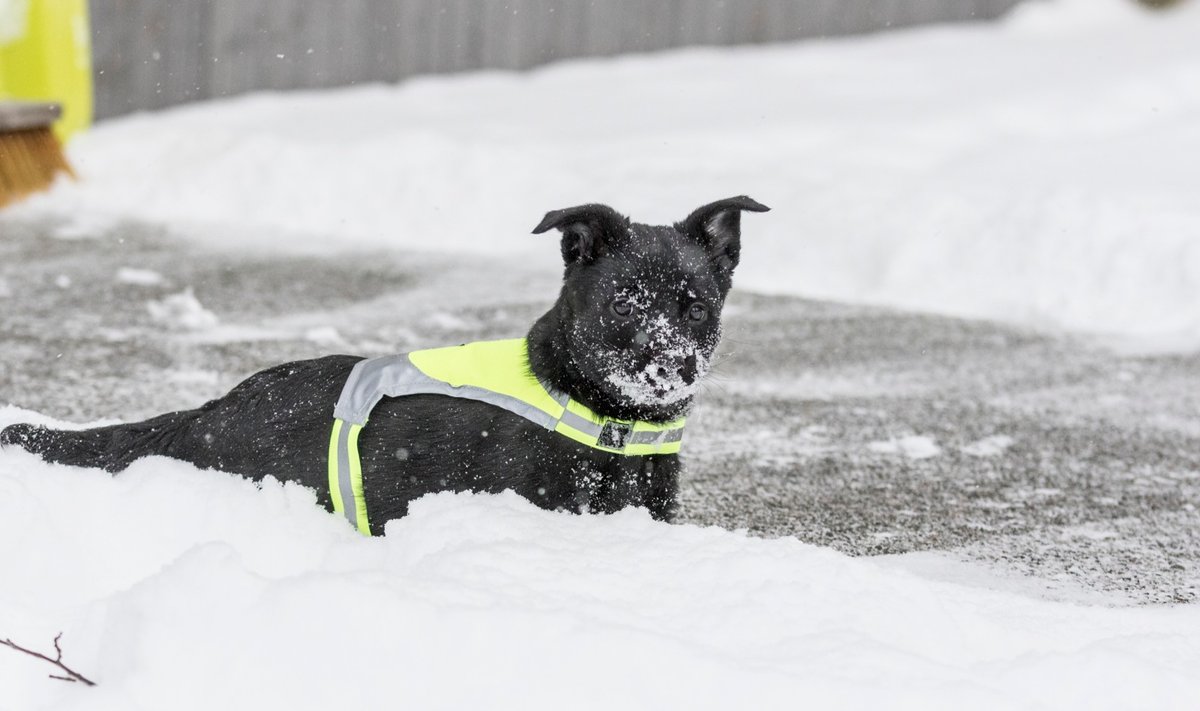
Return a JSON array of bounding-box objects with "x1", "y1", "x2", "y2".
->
[{"x1": 1, "y1": 197, "x2": 768, "y2": 534}]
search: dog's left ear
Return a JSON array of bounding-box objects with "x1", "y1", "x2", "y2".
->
[
  {"x1": 678, "y1": 196, "x2": 770, "y2": 274},
  {"x1": 533, "y1": 203, "x2": 630, "y2": 266}
]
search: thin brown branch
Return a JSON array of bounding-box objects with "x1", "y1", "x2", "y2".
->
[{"x1": 1, "y1": 632, "x2": 97, "y2": 687}]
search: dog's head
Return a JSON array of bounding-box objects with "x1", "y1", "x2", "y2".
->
[{"x1": 530, "y1": 196, "x2": 769, "y2": 422}]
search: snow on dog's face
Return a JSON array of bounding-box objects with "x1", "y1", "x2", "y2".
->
[
  {"x1": 532, "y1": 197, "x2": 769, "y2": 421},
  {"x1": 570, "y1": 233, "x2": 721, "y2": 410}
]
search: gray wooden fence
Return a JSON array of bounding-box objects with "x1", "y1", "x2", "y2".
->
[{"x1": 91, "y1": 0, "x2": 1025, "y2": 120}]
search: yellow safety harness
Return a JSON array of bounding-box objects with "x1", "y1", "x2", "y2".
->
[{"x1": 328, "y1": 338, "x2": 686, "y2": 534}]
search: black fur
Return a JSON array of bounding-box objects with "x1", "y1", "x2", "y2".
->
[{"x1": 1, "y1": 197, "x2": 769, "y2": 534}]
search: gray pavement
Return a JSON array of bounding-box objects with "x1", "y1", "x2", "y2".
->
[{"x1": 2, "y1": 216, "x2": 1198, "y2": 604}]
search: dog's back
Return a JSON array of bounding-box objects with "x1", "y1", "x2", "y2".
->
[{"x1": 1, "y1": 355, "x2": 357, "y2": 481}]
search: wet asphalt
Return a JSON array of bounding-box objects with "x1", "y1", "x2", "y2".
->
[{"x1": 2, "y1": 216, "x2": 1198, "y2": 604}]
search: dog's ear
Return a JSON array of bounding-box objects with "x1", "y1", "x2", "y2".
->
[
  {"x1": 678, "y1": 196, "x2": 770, "y2": 274},
  {"x1": 532, "y1": 203, "x2": 630, "y2": 265}
]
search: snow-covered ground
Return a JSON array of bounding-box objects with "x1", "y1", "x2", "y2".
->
[
  {"x1": 3, "y1": 423, "x2": 1199, "y2": 710},
  {"x1": 5, "y1": 0, "x2": 1200, "y2": 707}
]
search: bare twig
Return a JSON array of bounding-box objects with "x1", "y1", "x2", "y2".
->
[{"x1": 1, "y1": 633, "x2": 97, "y2": 687}]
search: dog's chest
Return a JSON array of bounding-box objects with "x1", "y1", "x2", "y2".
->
[{"x1": 563, "y1": 449, "x2": 655, "y2": 512}]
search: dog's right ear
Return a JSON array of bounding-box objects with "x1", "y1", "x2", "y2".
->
[
  {"x1": 532, "y1": 204, "x2": 630, "y2": 265},
  {"x1": 678, "y1": 196, "x2": 770, "y2": 276}
]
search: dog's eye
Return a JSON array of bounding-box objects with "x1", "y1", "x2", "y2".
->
[
  {"x1": 611, "y1": 299, "x2": 633, "y2": 318},
  {"x1": 688, "y1": 303, "x2": 709, "y2": 323}
]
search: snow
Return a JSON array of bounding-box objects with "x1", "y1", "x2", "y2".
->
[
  {"x1": 114, "y1": 267, "x2": 165, "y2": 286},
  {"x1": 3, "y1": 407, "x2": 1200, "y2": 710},
  {"x1": 1007, "y1": 0, "x2": 1151, "y2": 31},
  {"x1": 302, "y1": 325, "x2": 346, "y2": 346},
  {"x1": 146, "y1": 288, "x2": 220, "y2": 331},
  {"x1": 599, "y1": 311, "x2": 711, "y2": 407},
  {"x1": 962, "y1": 434, "x2": 1016, "y2": 457},
  {"x1": 868, "y1": 434, "x2": 943, "y2": 459},
  {"x1": 4, "y1": 0, "x2": 1200, "y2": 706}
]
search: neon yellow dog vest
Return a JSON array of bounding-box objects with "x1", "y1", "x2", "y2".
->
[{"x1": 328, "y1": 338, "x2": 686, "y2": 534}]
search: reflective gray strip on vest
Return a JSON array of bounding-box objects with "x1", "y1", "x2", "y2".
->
[
  {"x1": 557, "y1": 407, "x2": 604, "y2": 438},
  {"x1": 556, "y1": 402, "x2": 683, "y2": 448},
  {"x1": 334, "y1": 354, "x2": 560, "y2": 431},
  {"x1": 630, "y1": 428, "x2": 684, "y2": 445},
  {"x1": 334, "y1": 420, "x2": 361, "y2": 532}
]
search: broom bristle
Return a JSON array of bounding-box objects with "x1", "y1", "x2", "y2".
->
[{"x1": 0, "y1": 127, "x2": 75, "y2": 208}]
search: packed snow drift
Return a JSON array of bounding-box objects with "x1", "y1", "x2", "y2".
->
[{"x1": 3, "y1": 408, "x2": 1200, "y2": 711}]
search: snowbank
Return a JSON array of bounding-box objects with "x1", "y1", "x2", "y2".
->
[
  {"x1": 2, "y1": 406, "x2": 1199, "y2": 710},
  {"x1": 11, "y1": 1, "x2": 1200, "y2": 346}
]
